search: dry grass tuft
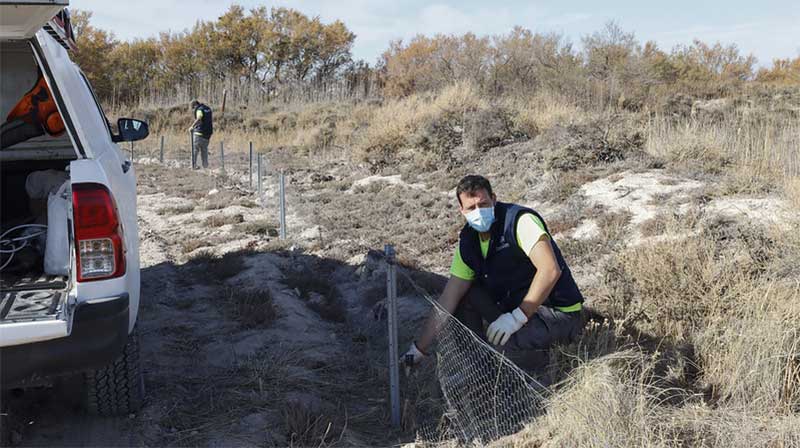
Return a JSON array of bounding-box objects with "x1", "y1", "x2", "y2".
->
[
  {"x1": 189, "y1": 251, "x2": 248, "y2": 283},
  {"x1": 637, "y1": 214, "x2": 668, "y2": 238},
  {"x1": 546, "y1": 195, "x2": 602, "y2": 236},
  {"x1": 282, "y1": 270, "x2": 347, "y2": 323},
  {"x1": 540, "y1": 172, "x2": 598, "y2": 203},
  {"x1": 785, "y1": 177, "x2": 800, "y2": 210},
  {"x1": 503, "y1": 90, "x2": 590, "y2": 137},
  {"x1": 156, "y1": 204, "x2": 195, "y2": 216},
  {"x1": 204, "y1": 213, "x2": 245, "y2": 227},
  {"x1": 645, "y1": 112, "x2": 800, "y2": 184},
  {"x1": 655, "y1": 129, "x2": 731, "y2": 176},
  {"x1": 284, "y1": 400, "x2": 341, "y2": 447},
  {"x1": 591, "y1": 218, "x2": 799, "y2": 416},
  {"x1": 186, "y1": 249, "x2": 215, "y2": 264},
  {"x1": 180, "y1": 238, "x2": 210, "y2": 254},
  {"x1": 600, "y1": 230, "x2": 739, "y2": 338},
  {"x1": 696, "y1": 282, "x2": 800, "y2": 413},
  {"x1": 236, "y1": 220, "x2": 279, "y2": 236},
  {"x1": 353, "y1": 81, "x2": 509, "y2": 168},
  {"x1": 595, "y1": 210, "x2": 632, "y2": 245},
  {"x1": 202, "y1": 191, "x2": 241, "y2": 210},
  {"x1": 501, "y1": 349, "x2": 800, "y2": 447},
  {"x1": 522, "y1": 351, "x2": 671, "y2": 447},
  {"x1": 223, "y1": 288, "x2": 278, "y2": 329},
  {"x1": 542, "y1": 116, "x2": 645, "y2": 172},
  {"x1": 209, "y1": 252, "x2": 248, "y2": 281}
]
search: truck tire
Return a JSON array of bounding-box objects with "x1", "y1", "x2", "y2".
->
[{"x1": 84, "y1": 329, "x2": 145, "y2": 416}]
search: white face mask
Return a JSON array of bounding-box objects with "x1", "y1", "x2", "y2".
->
[{"x1": 465, "y1": 206, "x2": 495, "y2": 232}]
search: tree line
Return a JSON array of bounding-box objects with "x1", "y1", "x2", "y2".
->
[
  {"x1": 71, "y1": 5, "x2": 357, "y2": 104},
  {"x1": 71, "y1": 6, "x2": 800, "y2": 108},
  {"x1": 379, "y1": 22, "x2": 800, "y2": 108}
]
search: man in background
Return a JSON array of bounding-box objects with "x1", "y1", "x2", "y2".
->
[{"x1": 189, "y1": 99, "x2": 213, "y2": 169}]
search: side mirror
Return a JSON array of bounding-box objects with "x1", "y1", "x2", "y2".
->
[{"x1": 113, "y1": 118, "x2": 149, "y2": 142}]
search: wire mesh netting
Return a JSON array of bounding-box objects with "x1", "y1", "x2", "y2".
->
[{"x1": 396, "y1": 269, "x2": 552, "y2": 446}]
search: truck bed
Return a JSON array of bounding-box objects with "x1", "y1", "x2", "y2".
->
[{"x1": 0, "y1": 273, "x2": 67, "y2": 322}]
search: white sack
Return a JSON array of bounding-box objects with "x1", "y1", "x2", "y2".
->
[
  {"x1": 25, "y1": 169, "x2": 69, "y2": 199},
  {"x1": 44, "y1": 181, "x2": 70, "y2": 276}
]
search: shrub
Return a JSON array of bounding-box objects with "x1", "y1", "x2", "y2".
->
[
  {"x1": 156, "y1": 204, "x2": 195, "y2": 215},
  {"x1": 463, "y1": 106, "x2": 521, "y2": 151},
  {"x1": 189, "y1": 251, "x2": 247, "y2": 283},
  {"x1": 695, "y1": 281, "x2": 800, "y2": 413},
  {"x1": 540, "y1": 172, "x2": 598, "y2": 203},
  {"x1": 503, "y1": 90, "x2": 590, "y2": 137},
  {"x1": 187, "y1": 249, "x2": 215, "y2": 264},
  {"x1": 224, "y1": 288, "x2": 278, "y2": 329},
  {"x1": 284, "y1": 400, "x2": 341, "y2": 446},
  {"x1": 598, "y1": 220, "x2": 780, "y2": 340},
  {"x1": 204, "y1": 213, "x2": 245, "y2": 227},
  {"x1": 354, "y1": 81, "x2": 488, "y2": 167},
  {"x1": 181, "y1": 238, "x2": 210, "y2": 254},
  {"x1": 595, "y1": 210, "x2": 632, "y2": 245},
  {"x1": 236, "y1": 220, "x2": 279, "y2": 236},
  {"x1": 543, "y1": 118, "x2": 644, "y2": 171},
  {"x1": 282, "y1": 270, "x2": 346, "y2": 323},
  {"x1": 203, "y1": 191, "x2": 242, "y2": 210},
  {"x1": 638, "y1": 213, "x2": 668, "y2": 238}
]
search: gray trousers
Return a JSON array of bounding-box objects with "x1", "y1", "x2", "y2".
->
[
  {"x1": 454, "y1": 285, "x2": 584, "y2": 352},
  {"x1": 192, "y1": 134, "x2": 210, "y2": 169}
]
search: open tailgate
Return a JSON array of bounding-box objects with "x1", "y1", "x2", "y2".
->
[{"x1": 0, "y1": 1, "x2": 68, "y2": 40}]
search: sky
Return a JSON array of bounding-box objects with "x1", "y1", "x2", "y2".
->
[{"x1": 72, "y1": 0, "x2": 800, "y2": 67}]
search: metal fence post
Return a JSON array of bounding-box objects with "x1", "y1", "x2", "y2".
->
[
  {"x1": 257, "y1": 153, "x2": 263, "y2": 205},
  {"x1": 160, "y1": 135, "x2": 164, "y2": 163},
  {"x1": 385, "y1": 244, "x2": 400, "y2": 428},
  {"x1": 249, "y1": 142, "x2": 253, "y2": 189},
  {"x1": 220, "y1": 141, "x2": 225, "y2": 174},
  {"x1": 279, "y1": 170, "x2": 287, "y2": 239},
  {"x1": 129, "y1": 141, "x2": 134, "y2": 161}
]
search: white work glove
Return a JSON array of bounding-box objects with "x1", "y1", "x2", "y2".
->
[
  {"x1": 402, "y1": 342, "x2": 427, "y2": 375},
  {"x1": 486, "y1": 308, "x2": 528, "y2": 346},
  {"x1": 403, "y1": 342, "x2": 427, "y2": 364}
]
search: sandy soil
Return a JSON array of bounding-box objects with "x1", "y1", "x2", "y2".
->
[
  {"x1": 4, "y1": 155, "x2": 794, "y2": 447},
  {"x1": 3, "y1": 161, "x2": 429, "y2": 447}
]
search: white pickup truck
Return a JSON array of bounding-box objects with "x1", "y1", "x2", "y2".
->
[{"x1": 0, "y1": 1, "x2": 146, "y2": 415}]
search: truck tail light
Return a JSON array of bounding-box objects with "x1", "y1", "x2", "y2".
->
[{"x1": 72, "y1": 183, "x2": 125, "y2": 282}]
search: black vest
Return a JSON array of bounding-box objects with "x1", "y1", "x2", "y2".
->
[
  {"x1": 458, "y1": 202, "x2": 584, "y2": 312},
  {"x1": 193, "y1": 104, "x2": 213, "y2": 138}
]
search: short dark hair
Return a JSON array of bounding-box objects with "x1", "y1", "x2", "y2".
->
[
  {"x1": 456, "y1": 175, "x2": 493, "y2": 205},
  {"x1": 190, "y1": 99, "x2": 200, "y2": 108}
]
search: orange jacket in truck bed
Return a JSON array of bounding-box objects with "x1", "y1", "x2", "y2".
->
[{"x1": 7, "y1": 74, "x2": 65, "y2": 136}]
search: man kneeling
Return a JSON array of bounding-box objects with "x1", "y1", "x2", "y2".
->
[{"x1": 404, "y1": 175, "x2": 585, "y2": 365}]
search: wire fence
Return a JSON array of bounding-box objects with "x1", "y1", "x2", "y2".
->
[
  {"x1": 128, "y1": 135, "x2": 289, "y2": 238},
  {"x1": 392, "y1": 264, "x2": 557, "y2": 446},
  {"x1": 130, "y1": 136, "x2": 579, "y2": 445}
]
